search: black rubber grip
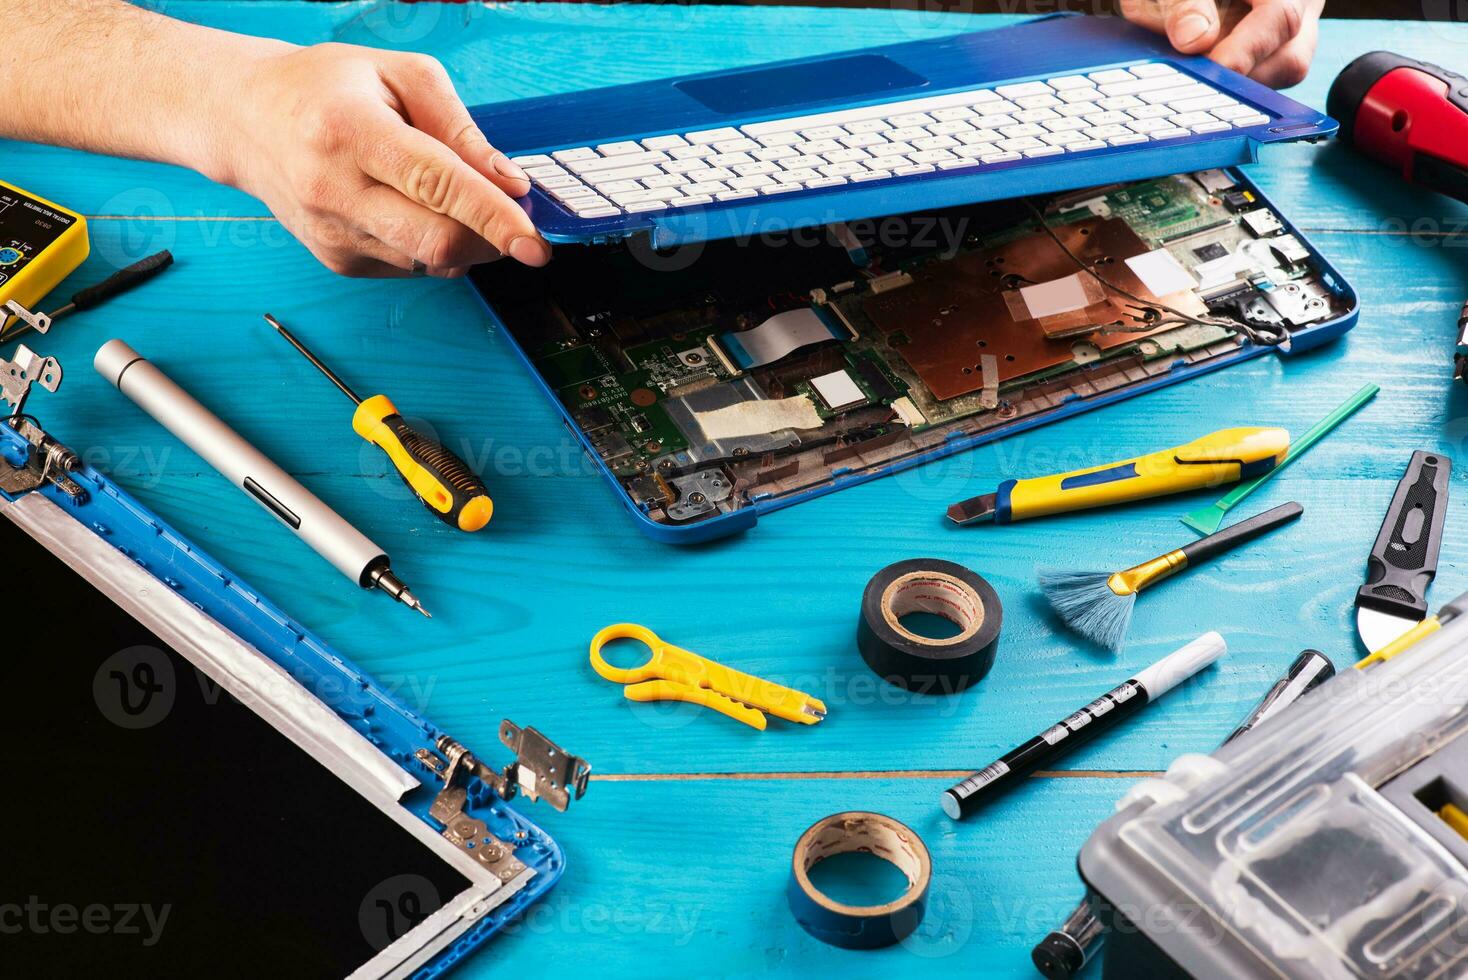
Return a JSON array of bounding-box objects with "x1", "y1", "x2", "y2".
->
[
  {"x1": 1358, "y1": 451, "x2": 1451, "y2": 619},
  {"x1": 69, "y1": 250, "x2": 174, "y2": 311},
  {"x1": 1180, "y1": 501, "x2": 1304, "y2": 567},
  {"x1": 383, "y1": 414, "x2": 488, "y2": 526}
]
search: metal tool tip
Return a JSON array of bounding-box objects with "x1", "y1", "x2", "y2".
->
[{"x1": 946, "y1": 493, "x2": 997, "y2": 526}]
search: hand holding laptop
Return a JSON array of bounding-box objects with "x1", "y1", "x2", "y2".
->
[{"x1": 1121, "y1": 0, "x2": 1325, "y2": 89}]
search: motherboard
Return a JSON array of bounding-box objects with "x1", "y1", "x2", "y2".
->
[{"x1": 474, "y1": 170, "x2": 1349, "y2": 527}]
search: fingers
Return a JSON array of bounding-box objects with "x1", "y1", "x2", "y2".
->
[
  {"x1": 1208, "y1": 0, "x2": 1306, "y2": 79},
  {"x1": 382, "y1": 53, "x2": 532, "y2": 201},
  {"x1": 1120, "y1": 0, "x2": 1223, "y2": 53},
  {"x1": 1245, "y1": 0, "x2": 1322, "y2": 88},
  {"x1": 356, "y1": 184, "x2": 502, "y2": 271},
  {"x1": 353, "y1": 107, "x2": 550, "y2": 267}
]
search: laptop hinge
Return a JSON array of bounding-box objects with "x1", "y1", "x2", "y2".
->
[
  {"x1": 416, "y1": 721, "x2": 590, "y2": 876},
  {"x1": 0, "y1": 417, "x2": 86, "y2": 501}
]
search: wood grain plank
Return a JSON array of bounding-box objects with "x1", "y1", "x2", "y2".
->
[
  {"x1": 25, "y1": 213, "x2": 1468, "y2": 779},
  {"x1": 462, "y1": 775, "x2": 1120, "y2": 977}
]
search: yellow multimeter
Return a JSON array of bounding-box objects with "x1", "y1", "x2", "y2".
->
[{"x1": 0, "y1": 179, "x2": 89, "y2": 336}]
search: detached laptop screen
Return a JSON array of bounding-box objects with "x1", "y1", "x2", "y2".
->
[{"x1": 0, "y1": 508, "x2": 471, "y2": 977}]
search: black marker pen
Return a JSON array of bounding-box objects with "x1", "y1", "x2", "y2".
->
[{"x1": 942, "y1": 631, "x2": 1226, "y2": 821}]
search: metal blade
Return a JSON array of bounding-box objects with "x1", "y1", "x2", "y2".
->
[{"x1": 1356, "y1": 605, "x2": 1420, "y2": 653}]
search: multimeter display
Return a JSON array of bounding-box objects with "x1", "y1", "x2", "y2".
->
[{"x1": 0, "y1": 185, "x2": 78, "y2": 288}]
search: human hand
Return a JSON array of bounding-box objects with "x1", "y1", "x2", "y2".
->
[
  {"x1": 1120, "y1": 0, "x2": 1325, "y2": 89},
  {"x1": 217, "y1": 42, "x2": 549, "y2": 277}
]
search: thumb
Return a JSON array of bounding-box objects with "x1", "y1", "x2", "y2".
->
[{"x1": 1161, "y1": 0, "x2": 1223, "y2": 53}]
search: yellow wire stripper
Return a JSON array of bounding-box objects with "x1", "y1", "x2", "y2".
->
[{"x1": 590, "y1": 623, "x2": 827, "y2": 731}]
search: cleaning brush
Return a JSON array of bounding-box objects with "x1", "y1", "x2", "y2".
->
[{"x1": 1038, "y1": 501, "x2": 1303, "y2": 650}]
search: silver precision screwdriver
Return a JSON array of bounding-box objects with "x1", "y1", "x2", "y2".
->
[{"x1": 94, "y1": 339, "x2": 430, "y2": 617}]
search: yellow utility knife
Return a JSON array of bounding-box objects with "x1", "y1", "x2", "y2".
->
[
  {"x1": 948, "y1": 426, "x2": 1290, "y2": 525},
  {"x1": 590, "y1": 623, "x2": 827, "y2": 731}
]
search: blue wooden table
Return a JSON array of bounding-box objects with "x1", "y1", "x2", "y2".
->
[{"x1": 9, "y1": 3, "x2": 1468, "y2": 975}]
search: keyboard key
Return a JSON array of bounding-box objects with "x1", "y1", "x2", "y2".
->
[
  {"x1": 805, "y1": 176, "x2": 847, "y2": 188},
  {"x1": 685, "y1": 181, "x2": 729, "y2": 195},
  {"x1": 820, "y1": 161, "x2": 867, "y2": 177},
  {"x1": 1171, "y1": 111, "x2": 1219, "y2": 128},
  {"x1": 686, "y1": 127, "x2": 743, "y2": 144},
  {"x1": 709, "y1": 152, "x2": 754, "y2": 167},
  {"x1": 553, "y1": 147, "x2": 599, "y2": 163},
  {"x1": 537, "y1": 174, "x2": 584, "y2": 189},
  {"x1": 972, "y1": 114, "x2": 1018, "y2": 129},
  {"x1": 754, "y1": 131, "x2": 803, "y2": 146},
  {"x1": 673, "y1": 194, "x2": 713, "y2": 207},
  {"x1": 931, "y1": 107, "x2": 976, "y2": 122},
  {"x1": 1043, "y1": 117, "x2": 1089, "y2": 133},
  {"x1": 954, "y1": 142, "x2": 998, "y2": 159},
  {"x1": 760, "y1": 183, "x2": 802, "y2": 195},
  {"x1": 890, "y1": 112, "x2": 937, "y2": 127},
  {"x1": 1088, "y1": 68, "x2": 1136, "y2": 84},
  {"x1": 1083, "y1": 110, "x2": 1132, "y2": 127},
  {"x1": 1127, "y1": 117, "x2": 1171, "y2": 134},
  {"x1": 1023, "y1": 145, "x2": 1065, "y2": 158},
  {"x1": 523, "y1": 164, "x2": 568, "y2": 179},
  {"x1": 642, "y1": 173, "x2": 686, "y2": 188},
  {"x1": 1129, "y1": 104, "x2": 1174, "y2": 120},
  {"x1": 823, "y1": 148, "x2": 870, "y2": 163},
  {"x1": 714, "y1": 138, "x2": 760, "y2": 153},
  {"x1": 733, "y1": 161, "x2": 780, "y2": 176},
  {"x1": 1150, "y1": 127, "x2": 1191, "y2": 139},
  {"x1": 894, "y1": 163, "x2": 936, "y2": 175},
  {"x1": 801, "y1": 125, "x2": 849, "y2": 140},
  {"x1": 1105, "y1": 133, "x2": 1148, "y2": 146},
  {"x1": 845, "y1": 119, "x2": 891, "y2": 134},
  {"x1": 1068, "y1": 139, "x2": 1108, "y2": 152},
  {"x1": 1190, "y1": 120, "x2": 1232, "y2": 133},
  {"x1": 1097, "y1": 74, "x2": 1187, "y2": 97},
  {"x1": 960, "y1": 128, "x2": 1004, "y2": 143},
  {"x1": 999, "y1": 123, "x2": 1047, "y2": 139},
  {"x1": 568, "y1": 151, "x2": 669, "y2": 173},
  {"x1": 799, "y1": 139, "x2": 843, "y2": 154},
  {"x1": 584, "y1": 164, "x2": 665, "y2": 184},
  {"x1": 996, "y1": 81, "x2": 1052, "y2": 98},
  {"x1": 596, "y1": 141, "x2": 643, "y2": 156},
  {"x1": 778, "y1": 168, "x2": 822, "y2": 182},
  {"x1": 641, "y1": 134, "x2": 689, "y2": 150},
  {"x1": 1014, "y1": 107, "x2": 1060, "y2": 124},
  {"x1": 1170, "y1": 94, "x2": 1236, "y2": 113},
  {"x1": 1098, "y1": 95, "x2": 1143, "y2": 111},
  {"x1": 998, "y1": 136, "x2": 1046, "y2": 152},
  {"x1": 867, "y1": 142, "x2": 913, "y2": 158},
  {"x1": 668, "y1": 144, "x2": 714, "y2": 159},
  {"x1": 980, "y1": 150, "x2": 1022, "y2": 164},
  {"x1": 664, "y1": 158, "x2": 711, "y2": 174},
  {"x1": 913, "y1": 135, "x2": 960, "y2": 150},
  {"x1": 839, "y1": 132, "x2": 886, "y2": 149},
  {"x1": 1058, "y1": 88, "x2": 1104, "y2": 104},
  {"x1": 927, "y1": 120, "x2": 974, "y2": 137},
  {"x1": 754, "y1": 145, "x2": 799, "y2": 161},
  {"x1": 888, "y1": 126, "x2": 930, "y2": 141},
  {"x1": 938, "y1": 157, "x2": 980, "y2": 170},
  {"x1": 910, "y1": 149, "x2": 957, "y2": 164},
  {"x1": 728, "y1": 174, "x2": 775, "y2": 190},
  {"x1": 1130, "y1": 62, "x2": 1179, "y2": 78},
  {"x1": 624, "y1": 200, "x2": 667, "y2": 213},
  {"x1": 1084, "y1": 124, "x2": 1134, "y2": 141},
  {"x1": 509, "y1": 154, "x2": 554, "y2": 167},
  {"x1": 849, "y1": 169, "x2": 888, "y2": 182},
  {"x1": 1041, "y1": 130, "x2": 1087, "y2": 146},
  {"x1": 716, "y1": 189, "x2": 757, "y2": 201},
  {"x1": 572, "y1": 207, "x2": 620, "y2": 218},
  {"x1": 1014, "y1": 94, "x2": 1061, "y2": 110},
  {"x1": 591, "y1": 179, "x2": 642, "y2": 194},
  {"x1": 1047, "y1": 75, "x2": 1094, "y2": 90}
]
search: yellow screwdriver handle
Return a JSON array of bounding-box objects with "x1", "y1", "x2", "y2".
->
[
  {"x1": 352, "y1": 394, "x2": 493, "y2": 532},
  {"x1": 998, "y1": 426, "x2": 1290, "y2": 523}
]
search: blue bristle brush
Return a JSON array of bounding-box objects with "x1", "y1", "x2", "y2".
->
[{"x1": 1038, "y1": 501, "x2": 1303, "y2": 650}]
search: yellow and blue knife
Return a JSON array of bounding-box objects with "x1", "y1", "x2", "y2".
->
[{"x1": 947, "y1": 426, "x2": 1290, "y2": 525}]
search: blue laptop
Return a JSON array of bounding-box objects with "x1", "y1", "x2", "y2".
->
[{"x1": 469, "y1": 13, "x2": 1358, "y2": 543}]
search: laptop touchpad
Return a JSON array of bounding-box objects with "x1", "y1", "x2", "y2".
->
[{"x1": 676, "y1": 54, "x2": 928, "y2": 116}]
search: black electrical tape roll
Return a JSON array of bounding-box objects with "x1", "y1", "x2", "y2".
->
[
  {"x1": 786, "y1": 811, "x2": 931, "y2": 950},
  {"x1": 857, "y1": 558, "x2": 1000, "y2": 693}
]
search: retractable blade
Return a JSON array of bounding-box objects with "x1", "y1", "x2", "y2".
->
[{"x1": 1356, "y1": 450, "x2": 1451, "y2": 652}]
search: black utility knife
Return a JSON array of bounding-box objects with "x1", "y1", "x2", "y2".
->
[{"x1": 1356, "y1": 451, "x2": 1451, "y2": 652}]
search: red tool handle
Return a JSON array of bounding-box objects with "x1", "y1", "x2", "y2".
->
[{"x1": 1328, "y1": 52, "x2": 1468, "y2": 203}]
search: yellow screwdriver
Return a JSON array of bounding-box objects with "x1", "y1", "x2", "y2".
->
[{"x1": 263, "y1": 314, "x2": 493, "y2": 532}]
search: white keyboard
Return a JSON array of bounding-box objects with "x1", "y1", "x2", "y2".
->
[{"x1": 509, "y1": 62, "x2": 1271, "y2": 220}]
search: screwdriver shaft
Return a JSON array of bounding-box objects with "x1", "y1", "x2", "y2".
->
[{"x1": 263, "y1": 314, "x2": 362, "y2": 404}]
